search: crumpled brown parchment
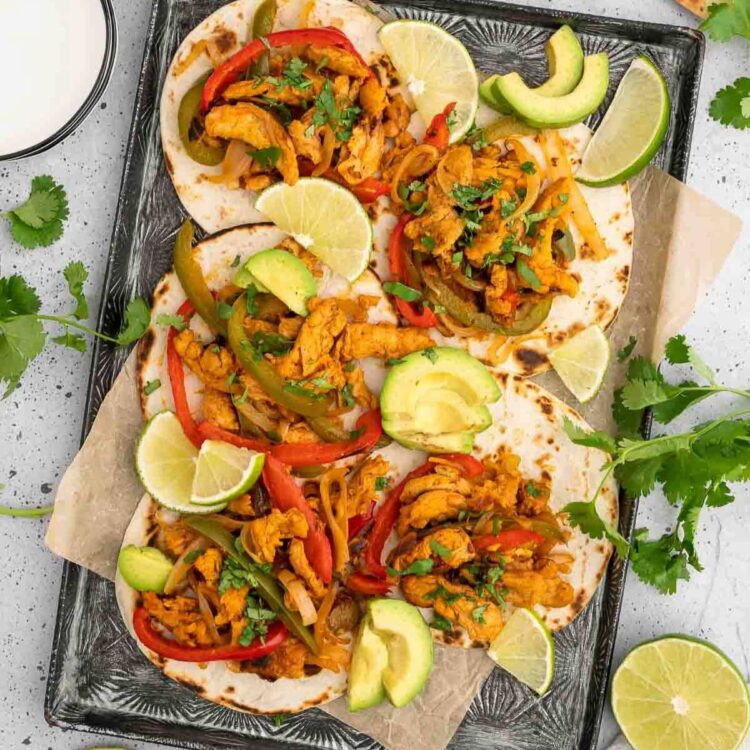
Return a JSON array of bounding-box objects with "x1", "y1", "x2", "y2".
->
[{"x1": 45, "y1": 166, "x2": 741, "y2": 750}]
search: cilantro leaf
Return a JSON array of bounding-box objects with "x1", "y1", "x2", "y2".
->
[
  {"x1": 664, "y1": 334, "x2": 715, "y2": 384},
  {"x1": 617, "y1": 335, "x2": 637, "y2": 362},
  {"x1": 52, "y1": 331, "x2": 87, "y2": 352},
  {"x1": 0, "y1": 275, "x2": 40, "y2": 317},
  {"x1": 700, "y1": 1, "x2": 750, "y2": 42},
  {"x1": 0, "y1": 317, "x2": 46, "y2": 397},
  {"x1": 116, "y1": 298, "x2": 151, "y2": 346},
  {"x1": 630, "y1": 529, "x2": 690, "y2": 595},
  {"x1": 2, "y1": 176, "x2": 69, "y2": 249},
  {"x1": 612, "y1": 386, "x2": 644, "y2": 437},
  {"x1": 387, "y1": 558, "x2": 435, "y2": 576},
  {"x1": 709, "y1": 77, "x2": 750, "y2": 130},
  {"x1": 563, "y1": 501, "x2": 629, "y2": 558},
  {"x1": 383, "y1": 281, "x2": 421, "y2": 302},
  {"x1": 155, "y1": 312, "x2": 187, "y2": 331},
  {"x1": 563, "y1": 417, "x2": 616, "y2": 454},
  {"x1": 63, "y1": 261, "x2": 89, "y2": 320},
  {"x1": 249, "y1": 146, "x2": 282, "y2": 169}
]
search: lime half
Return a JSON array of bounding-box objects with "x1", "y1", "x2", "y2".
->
[
  {"x1": 577, "y1": 56, "x2": 670, "y2": 187},
  {"x1": 135, "y1": 411, "x2": 223, "y2": 514},
  {"x1": 612, "y1": 635, "x2": 750, "y2": 750},
  {"x1": 379, "y1": 20, "x2": 478, "y2": 143},
  {"x1": 191, "y1": 441, "x2": 265, "y2": 506},
  {"x1": 255, "y1": 178, "x2": 372, "y2": 281},
  {"x1": 549, "y1": 325, "x2": 610, "y2": 403},
  {"x1": 487, "y1": 608, "x2": 555, "y2": 696}
]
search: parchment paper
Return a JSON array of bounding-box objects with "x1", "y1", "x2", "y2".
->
[{"x1": 45, "y1": 166, "x2": 741, "y2": 749}]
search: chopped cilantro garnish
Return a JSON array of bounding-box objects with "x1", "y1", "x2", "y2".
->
[
  {"x1": 383, "y1": 281, "x2": 422, "y2": 302},
  {"x1": 248, "y1": 146, "x2": 282, "y2": 169},
  {"x1": 143, "y1": 379, "x2": 161, "y2": 395}
]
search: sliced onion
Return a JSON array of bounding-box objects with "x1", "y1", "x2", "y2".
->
[
  {"x1": 206, "y1": 139, "x2": 252, "y2": 185},
  {"x1": 235, "y1": 398, "x2": 278, "y2": 434},
  {"x1": 196, "y1": 586, "x2": 222, "y2": 645},
  {"x1": 163, "y1": 538, "x2": 206, "y2": 595},
  {"x1": 278, "y1": 569, "x2": 318, "y2": 626}
]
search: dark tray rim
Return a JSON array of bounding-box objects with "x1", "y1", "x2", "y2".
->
[{"x1": 44, "y1": 0, "x2": 705, "y2": 748}]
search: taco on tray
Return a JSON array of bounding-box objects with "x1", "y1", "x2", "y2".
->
[{"x1": 161, "y1": 0, "x2": 413, "y2": 233}]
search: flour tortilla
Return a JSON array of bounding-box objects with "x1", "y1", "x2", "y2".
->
[
  {"x1": 137, "y1": 223, "x2": 398, "y2": 423},
  {"x1": 161, "y1": 0, "x2": 393, "y2": 234},
  {"x1": 115, "y1": 494, "x2": 349, "y2": 713},
  {"x1": 371, "y1": 123, "x2": 634, "y2": 377},
  {"x1": 377, "y1": 374, "x2": 618, "y2": 648}
]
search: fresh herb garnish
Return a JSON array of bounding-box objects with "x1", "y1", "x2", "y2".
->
[
  {"x1": 516, "y1": 258, "x2": 542, "y2": 291},
  {"x1": 284, "y1": 375, "x2": 334, "y2": 399},
  {"x1": 0, "y1": 270, "x2": 149, "y2": 396},
  {"x1": 231, "y1": 254, "x2": 241, "y2": 268},
  {"x1": 218, "y1": 555, "x2": 260, "y2": 594},
  {"x1": 156, "y1": 313, "x2": 188, "y2": 332},
  {"x1": 452, "y1": 179, "x2": 501, "y2": 210},
  {"x1": 472, "y1": 604, "x2": 489, "y2": 624},
  {"x1": 563, "y1": 334, "x2": 750, "y2": 593},
  {"x1": 465, "y1": 123, "x2": 488, "y2": 152},
  {"x1": 250, "y1": 330, "x2": 293, "y2": 356},
  {"x1": 246, "y1": 283, "x2": 260, "y2": 316},
  {"x1": 341, "y1": 383, "x2": 355, "y2": 408},
  {"x1": 0, "y1": 483, "x2": 54, "y2": 518},
  {"x1": 375, "y1": 476, "x2": 389, "y2": 491},
  {"x1": 617, "y1": 335, "x2": 638, "y2": 362},
  {"x1": 280, "y1": 57, "x2": 312, "y2": 91},
  {"x1": 387, "y1": 558, "x2": 435, "y2": 577},
  {"x1": 383, "y1": 281, "x2": 422, "y2": 302},
  {"x1": 2, "y1": 176, "x2": 68, "y2": 249},
  {"x1": 386, "y1": 357, "x2": 403, "y2": 366},
  {"x1": 520, "y1": 161, "x2": 536, "y2": 174},
  {"x1": 259, "y1": 97, "x2": 292, "y2": 125},
  {"x1": 239, "y1": 594, "x2": 277, "y2": 645},
  {"x1": 430, "y1": 614, "x2": 454, "y2": 631},
  {"x1": 422, "y1": 347, "x2": 438, "y2": 363},
  {"x1": 232, "y1": 387, "x2": 249, "y2": 406},
  {"x1": 429, "y1": 536, "x2": 452, "y2": 559},
  {"x1": 248, "y1": 146, "x2": 282, "y2": 169},
  {"x1": 143, "y1": 379, "x2": 161, "y2": 395},
  {"x1": 421, "y1": 235, "x2": 436, "y2": 251},
  {"x1": 700, "y1": 0, "x2": 750, "y2": 42},
  {"x1": 445, "y1": 107, "x2": 459, "y2": 133},
  {"x1": 525, "y1": 482, "x2": 541, "y2": 498},
  {"x1": 398, "y1": 181, "x2": 428, "y2": 215},
  {"x1": 217, "y1": 301, "x2": 235, "y2": 320},
  {"x1": 308, "y1": 80, "x2": 361, "y2": 141},
  {"x1": 709, "y1": 77, "x2": 750, "y2": 130}
]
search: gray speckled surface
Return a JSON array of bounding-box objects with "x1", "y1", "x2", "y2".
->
[{"x1": 0, "y1": 1, "x2": 748, "y2": 748}]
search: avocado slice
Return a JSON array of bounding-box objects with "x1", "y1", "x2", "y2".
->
[
  {"x1": 118, "y1": 545, "x2": 174, "y2": 592},
  {"x1": 236, "y1": 249, "x2": 317, "y2": 316},
  {"x1": 380, "y1": 347, "x2": 499, "y2": 453},
  {"x1": 495, "y1": 52, "x2": 609, "y2": 129},
  {"x1": 368, "y1": 599, "x2": 433, "y2": 708},
  {"x1": 347, "y1": 616, "x2": 389, "y2": 711},
  {"x1": 479, "y1": 25, "x2": 584, "y2": 114}
]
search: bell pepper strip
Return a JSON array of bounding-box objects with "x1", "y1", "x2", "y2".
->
[
  {"x1": 178, "y1": 75, "x2": 227, "y2": 166},
  {"x1": 473, "y1": 529, "x2": 545, "y2": 553},
  {"x1": 345, "y1": 572, "x2": 392, "y2": 596},
  {"x1": 422, "y1": 265, "x2": 552, "y2": 335},
  {"x1": 228, "y1": 295, "x2": 333, "y2": 418},
  {"x1": 197, "y1": 422, "x2": 270, "y2": 452},
  {"x1": 262, "y1": 454, "x2": 333, "y2": 584},
  {"x1": 270, "y1": 410, "x2": 382, "y2": 467},
  {"x1": 348, "y1": 501, "x2": 375, "y2": 540},
  {"x1": 433, "y1": 453, "x2": 485, "y2": 478},
  {"x1": 183, "y1": 515, "x2": 318, "y2": 652},
  {"x1": 173, "y1": 220, "x2": 227, "y2": 337},
  {"x1": 423, "y1": 102, "x2": 456, "y2": 150},
  {"x1": 201, "y1": 27, "x2": 373, "y2": 112},
  {"x1": 387, "y1": 215, "x2": 437, "y2": 329},
  {"x1": 133, "y1": 606, "x2": 287, "y2": 662},
  {"x1": 362, "y1": 461, "x2": 436, "y2": 579},
  {"x1": 298, "y1": 162, "x2": 389, "y2": 204},
  {"x1": 166, "y1": 299, "x2": 204, "y2": 448}
]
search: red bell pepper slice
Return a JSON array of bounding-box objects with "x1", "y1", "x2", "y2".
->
[
  {"x1": 133, "y1": 606, "x2": 288, "y2": 662},
  {"x1": 473, "y1": 529, "x2": 545, "y2": 553},
  {"x1": 362, "y1": 461, "x2": 435, "y2": 578},
  {"x1": 201, "y1": 27, "x2": 372, "y2": 112},
  {"x1": 387, "y1": 214, "x2": 437, "y2": 329},
  {"x1": 345, "y1": 572, "x2": 391, "y2": 596},
  {"x1": 166, "y1": 300, "x2": 204, "y2": 448},
  {"x1": 197, "y1": 422, "x2": 270, "y2": 452},
  {"x1": 270, "y1": 409, "x2": 382, "y2": 467},
  {"x1": 423, "y1": 102, "x2": 456, "y2": 150},
  {"x1": 298, "y1": 162, "x2": 389, "y2": 204},
  {"x1": 262, "y1": 454, "x2": 333, "y2": 584},
  {"x1": 439, "y1": 453, "x2": 485, "y2": 478},
  {"x1": 348, "y1": 500, "x2": 375, "y2": 540}
]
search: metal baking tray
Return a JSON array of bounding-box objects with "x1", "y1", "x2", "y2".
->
[{"x1": 44, "y1": 1, "x2": 704, "y2": 748}]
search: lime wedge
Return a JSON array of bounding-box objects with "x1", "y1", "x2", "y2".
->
[
  {"x1": 612, "y1": 635, "x2": 750, "y2": 750},
  {"x1": 135, "y1": 412, "x2": 223, "y2": 514},
  {"x1": 577, "y1": 56, "x2": 670, "y2": 187},
  {"x1": 548, "y1": 325, "x2": 610, "y2": 403},
  {"x1": 487, "y1": 608, "x2": 555, "y2": 696},
  {"x1": 191, "y1": 441, "x2": 265, "y2": 506},
  {"x1": 378, "y1": 20, "x2": 478, "y2": 143},
  {"x1": 255, "y1": 178, "x2": 372, "y2": 281}
]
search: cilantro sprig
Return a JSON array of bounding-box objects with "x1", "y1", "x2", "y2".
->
[
  {"x1": 0, "y1": 266, "x2": 150, "y2": 397},
  {"x1": 0, "y1": 483, "x2": 54, "y2": 518},
  {"x1": 563, "y1": 334, "x2": 750, "y2": 594},
  {"x1": 2, "y1": 176, "x2": 69, "y2": 249}
]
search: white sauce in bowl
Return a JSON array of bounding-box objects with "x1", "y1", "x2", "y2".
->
[{"x1": 0, "y1": 0, "x2": 107, "y2": 156}]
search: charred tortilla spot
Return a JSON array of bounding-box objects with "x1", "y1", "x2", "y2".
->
[
  {"x1": 175, "y1": 674, "x2": 207, "y2": 696},
  {"x1": 212, "y1": 27, "x2": 237, "y2": 53},
  {"x1": 624, "y1": 230, "x2": 633, "y2": 245},
  {"x1": 165, "y1": 153, "x2": 175, "y2": 176},
  {"x1": 595, "y1": 297, "x2": 611, "y2": 318},
  {"x1": 540, "y1": 470, "x2": 551, "y2": 482},
  {"x1": 537, "y1": 396, "x2": 553, "y2": 416},
  {"x1": 514, "y1": 347, "x2": 547, "y2": 373},
  {"x1": 610, "y1": 211, "x2": 621, "y2": 223},
  {"x1": 616, "y1": 265, "x2": 630, "y2": 284}
]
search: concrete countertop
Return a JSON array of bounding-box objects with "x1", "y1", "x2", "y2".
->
[{"x1": 1, "y1": 0, "x2": 748, "y2": 748}]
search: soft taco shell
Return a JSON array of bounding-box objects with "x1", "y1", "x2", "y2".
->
[
  {"x1": 371, "y1": 123, "x2": 634, "y2": 378},
  {"x1": 161, "y1": 0, "x2": 393, "y2": 233},
  {"x1": 137, "y1": 223, "x2": 398, "y2": 421},
  {"x1": 379, "y1": 374, "x2": 618, "y2": 648},
  {"x1": 115, "y1": 495, "x2": 349, "y2": 713}
]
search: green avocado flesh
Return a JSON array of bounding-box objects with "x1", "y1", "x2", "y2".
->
[
  {"x1": 235, "y1": 248, "x2": 316, "y2": 316},
  {"x1": 368, "y1": 599, "x2": 434, "y2": 708},
  {"x1": 380, "y1": 347, "x2": 500, "y2": 453},
  {"x1": 118, "y1": 545, "x2": 173, "y2": 592},
  {"x1": 479, "y1": 25, "x2": 584, "y2": 114},
  {"x1": 347, "y1": 617, "x2": 389, "y2": 711},
  {"x1": 495, "y1": 52, "x2": 609, "y2": 128}
]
